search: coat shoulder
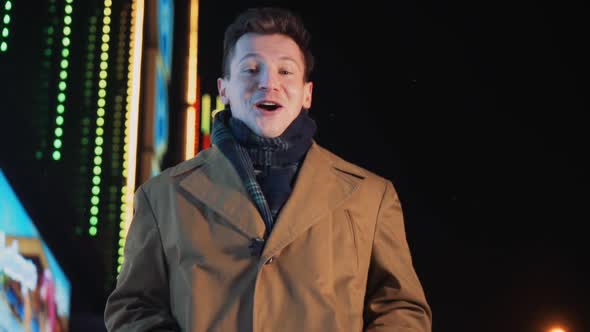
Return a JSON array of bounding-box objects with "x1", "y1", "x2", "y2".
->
[
  {"x1": 313, "y1": 143, "x2": 391, "y2": 195},
  {"x1": 314, "y1": 144, "x2": 389, "y2": 184},
  {"x1": 138, "y1": 146, "x2": 218, "y2": 195}
]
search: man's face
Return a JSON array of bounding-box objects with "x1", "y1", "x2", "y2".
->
[{"x1": 218, "y1": 33, "x2": 313, "y2": 138}]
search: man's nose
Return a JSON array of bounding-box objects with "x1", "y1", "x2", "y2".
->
[{"x1": 258, "y1": 70, "x2": 279, "y2": 91}]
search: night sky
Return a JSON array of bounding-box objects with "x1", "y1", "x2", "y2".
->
[{"x1": 1, "y1": 0, "x2": 588, "y2": 331}]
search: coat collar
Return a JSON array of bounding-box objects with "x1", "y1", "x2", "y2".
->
[{"x1": 170, "y1": 141, "x2": 366, "y2": 262}]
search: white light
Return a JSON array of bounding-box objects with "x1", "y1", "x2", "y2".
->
[{"x1": 123, "y1": 0, "x2": 145, "y2": 239}]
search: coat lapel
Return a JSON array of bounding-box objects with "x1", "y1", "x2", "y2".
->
[
  {"x1": 261, "y1": 142, "x2": 365, "y2": 261},
  {"x1": 173, "y1": 146, "x2": 266, "y2": 238},
  {"x1": 171, "y1": 143, "x2": 366, "y2": 260}
]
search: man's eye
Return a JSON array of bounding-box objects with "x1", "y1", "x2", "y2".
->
[
  {"x1": 243, "y1": 68, "x2": 258, "y2": 74},
  {"x1": 279, "y1": 69, "x2": 292, "y2": 75}
]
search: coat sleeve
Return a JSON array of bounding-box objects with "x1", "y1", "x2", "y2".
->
[
  {"x1": 363, "y1": 180, "x2": 432, "y2": 331},
  {"x1": 104, "y1": 186, "x2": 180, "y2": 331}
]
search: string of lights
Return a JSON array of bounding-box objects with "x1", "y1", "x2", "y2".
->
[
  {"x1": 87, "y1": 0, "x2": 113, "y2": 237},
  {"x1": 50, "y1": 0, "x2": 74, "y2": 161},
  {"x1": 0, "y1": 0, "x2": 12, "y2": 52},
  {"x1": 35, "y1": 0, "x2": 58, "y2": 161},
  {"x1": 118, "y1": 0, "x2": 145, "y2": 273}
]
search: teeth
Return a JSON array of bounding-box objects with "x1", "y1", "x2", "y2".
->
[{"x1": 260, "y1": 102, "x2": 277, "y2": 106}]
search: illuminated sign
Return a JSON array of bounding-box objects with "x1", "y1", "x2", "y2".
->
[
  {"x1": 0, "y1": 170, "x2": 71, "y2": 331},
  {"x1": 158, "y1": 0, "x2": 173, "y2": 76}
]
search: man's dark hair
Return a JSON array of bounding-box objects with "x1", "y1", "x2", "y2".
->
[{"x1": 222, "y1": 7, "x2": 314, "y2": 81}]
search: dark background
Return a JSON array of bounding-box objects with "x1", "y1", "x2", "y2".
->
[
  {"x1": 198, "y1": 0, "x2": 589, "y2": 331},
  {"x1": 1, "y1": 0, "x2": 588, "y2": 331}
]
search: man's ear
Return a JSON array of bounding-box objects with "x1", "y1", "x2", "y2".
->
[
  {"x1": 217, "y1": 78, "x2": 229, "y2": 105},
  {"x1": 302, "y1": 81, "x2": 313, "y2": 109}
]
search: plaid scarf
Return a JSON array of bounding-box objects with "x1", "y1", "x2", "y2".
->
[{"x1": 211, "y1": 109, "x2": 316, "y2": 236}]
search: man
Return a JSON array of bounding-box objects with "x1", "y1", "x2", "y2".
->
[{"x1": 105, "y1": 7, "x2": 431, "y2": 331}]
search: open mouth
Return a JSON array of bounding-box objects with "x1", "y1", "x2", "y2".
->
[{"x1": 256, "y1": 101, "x2": 282, "y2": 112}]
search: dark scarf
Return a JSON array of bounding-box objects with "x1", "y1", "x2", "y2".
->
[{"x1": 211, "y1": 109, "x2": 317, "y2": 237}]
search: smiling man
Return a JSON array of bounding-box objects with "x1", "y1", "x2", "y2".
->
[
  {"x1": 218, "y1": 32, "x2": 313, "y2": 138},
  {"x1": 105, "y1": 7, "x2": 432, "y2": 332}
]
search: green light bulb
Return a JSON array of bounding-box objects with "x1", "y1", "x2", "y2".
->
[
  {"x1": 52, "y1": 151, "x2": 61, "y2": 160},
  {"x1": 89, "y1": 226, "x2": 97, "y2": 236},
  {"x1": 0, "y1": 42, "x2": 7, "y2": 52},
  {"x1": 90, "y1": 216, "x2": 98, "y2": 225},
  {"x1": 2, "y1": 28, "x2": 8, "y2": 38},
  {"x1": 5, "y1": 1, "x2": 12, "y2": 11}
]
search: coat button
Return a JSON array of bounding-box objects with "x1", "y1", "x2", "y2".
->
[{"x1": 265, "y1": 256, "x2": 275, "y2": 264}]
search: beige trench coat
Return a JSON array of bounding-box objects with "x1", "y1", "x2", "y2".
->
[{"x1": 104, "y1": 142, "x2": 432, "y2": 331}]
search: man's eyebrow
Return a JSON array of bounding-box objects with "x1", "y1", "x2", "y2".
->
[
  {"x1": 278, "y1": 56, "x2": 301, "y2": 68},
  {"x1": 237, "y1": 53, "x2": 302, "y2": 69},
  {"x1": 237, "y1": 53, "x2": 260, "y2": 63}
]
